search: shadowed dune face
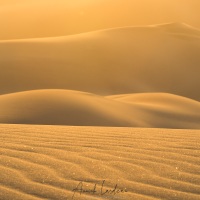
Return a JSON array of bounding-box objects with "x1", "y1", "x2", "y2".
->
[
  {"x1": 0, "y1": 90, "x2": 134, "y2": 127},
  {"x1": 0, "y1": 23, "x2": 200, "y2": 100},
  {"x1": 0, "y1": 89, "x2": 199, "y2": 129}
]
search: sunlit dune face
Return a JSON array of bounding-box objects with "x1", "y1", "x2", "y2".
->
[{"x1": 0, "y1": 0, "x2": 199, "y2": 39}]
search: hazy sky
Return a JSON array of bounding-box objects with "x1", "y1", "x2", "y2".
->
[{"x1": 0, "y1": 0, "x2": 200, "y2": 39}]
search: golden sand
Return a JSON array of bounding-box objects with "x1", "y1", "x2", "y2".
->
[{"x1": 0, "y1": 124, "x2": 200, "y2": 200}]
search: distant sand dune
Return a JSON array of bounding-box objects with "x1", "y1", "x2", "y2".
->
[
  {"x1": 151, "y1": 22, "x2": 200, "y2": 36},
  {"x1": 0, "y1": 124, "x2": 200, "y2": 200},
  {"x1": 0, "y1": 89, "x2": 199, "y2": 129},
  {"x1": 0, "y1": 23, "x2": 200, "y2": 101}
]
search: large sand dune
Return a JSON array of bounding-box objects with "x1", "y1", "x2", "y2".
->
[
  {"x1": 0, "y1": 23, "x2": 200, "y2": 101},
  {"x1": 0, "y1": 89, "x2": 199, "y2": 129},
  {"x1": 0, "y1": 124, "x2": 200, "y2": 200}
]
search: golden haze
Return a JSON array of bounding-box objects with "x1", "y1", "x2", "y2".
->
[
  {"x1": 0, "y1": 0, "x2": 200, "y2": 39},
  {"x1": 0, "y1": 1, "x2": 200, "y2": 200}
]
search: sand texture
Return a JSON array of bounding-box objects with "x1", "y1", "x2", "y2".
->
[{"x1": 0, "y1": 124, "x2": 200, "y2": 200}]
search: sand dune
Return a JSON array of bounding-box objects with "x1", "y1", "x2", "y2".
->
[
  {"x1": 154, "y1": 22, "x2": 200, "y2": 35},
  {"x1": 0, "y1": 3, "x2": 199, "y2": 199},
  {"x1": 1, "y1": 0, "x2": 200, "y2": 40},
  {"x1": 0, "y1": 89, "x2": 199, "y2": 129},
  {"x1": 0, "y1": 124, "x2": 200, "y2": 200},
  {"x1": 0, "y1": 23, "x2": 200, "y2": 101}
]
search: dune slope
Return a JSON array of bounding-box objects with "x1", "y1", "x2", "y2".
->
[
  {"x1": 0, "y1": 89, "x2": 199, "y2": 129},
  {"x1": 0, "y1": 124, "x2": 200, "y2": 200},
  {"x1": 0, "y1": 23, "x2": 200, "y2": 100}
]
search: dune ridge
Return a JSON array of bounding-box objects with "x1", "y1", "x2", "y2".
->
[
  {"x1": 0, "y1": 124, "x2": 200, "y2": 200},
  {"x1": 1, "y1": 22, "x2": 199, "y2": 42},
  {"x1": 0, "y1": 23, "x2": 200, "y2": 101},
  {"x1": 0, "y1": 89, "x2": 199, "y2": 129},
  {"x1": 1, "y1": 0, "x2": 200, "y2": 40},
  {"x1": 151, "y1": 22, "x2": 200, "y2": 36}
]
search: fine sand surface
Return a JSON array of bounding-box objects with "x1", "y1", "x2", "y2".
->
[
  {"x1": 0, "y1": 90, "x2": 199, "y2": 129},
  {"x1": 0, "y1": 124, "x2": 200, "y2": 200},
  {"x1": 0, "y1": 23, "x2": 200, "y2": 101}
]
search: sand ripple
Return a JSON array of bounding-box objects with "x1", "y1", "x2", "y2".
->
[{"x1": 0, "y1": 124, "x2": 200, "y2": 199}]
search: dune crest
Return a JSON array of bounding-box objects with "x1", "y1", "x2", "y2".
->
[
  {"x1": 107, "y1": 93, "x2": 200, "y2": 107},
  {"x1": 1, "y1": 22, "x2": 200, "y2": 42},
  {"x1": 152, "y1": 22, "x2": 200, "y2": 35}
]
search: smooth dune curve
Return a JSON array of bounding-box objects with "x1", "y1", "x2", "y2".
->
[
  {"x1": 0, "y1": 124, "x2": 200, "y2": 200},
  {"x1": 0, "y1": 23, "x2": 200, "y2": 100},
  {"x1": 0, "y1": 89, "x2": 199, "y2": 129}
]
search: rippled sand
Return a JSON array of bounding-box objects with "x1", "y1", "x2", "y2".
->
[{"x1": 0, "y1": 124, "x2": 200, "y2": 200}]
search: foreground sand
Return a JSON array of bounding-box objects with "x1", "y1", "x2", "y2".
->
[{"x1": 0, "y1": 124, "x2": 199, "y2": 200}]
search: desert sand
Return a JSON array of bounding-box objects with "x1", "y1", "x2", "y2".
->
[
  {"x1": 0, "y1": 21, "x2": 200, "y2": 200},
  {"x1": 0, "y1": 124, "x2": 200, "y2": 200}
]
